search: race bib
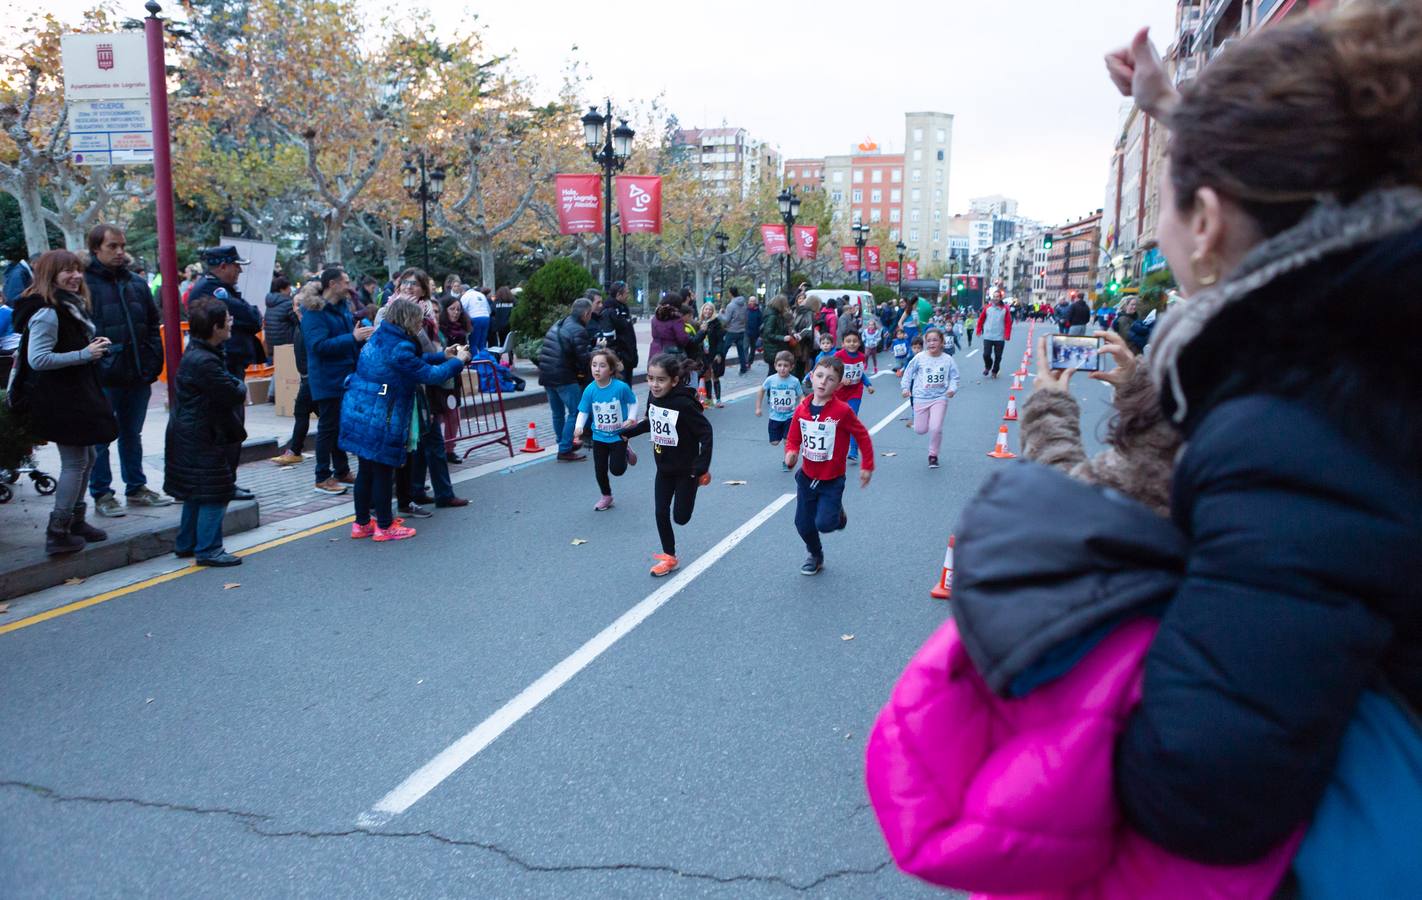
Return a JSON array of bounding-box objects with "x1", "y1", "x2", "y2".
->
[
  {"x1": 769, "y1": 388, "x2": 797, "y2": 414},
  {"x1": 591, "y1": 400, "x2": 621, "y2": 431},
  {"x1": 894, "y1": 344, "x2": 908, "y2": 358},
  {"x1": 842, "y1": 362, "x2": 864, "y2": 385},
  {"x1": 923, "y1": 363, "x2": 948, "y2": 388},
  {"x1": 800, "y1": 419, "x2": 837, "y2": 463},
  {"x1": 649, "y1": 405, "x2": 680, "y2": 447}
]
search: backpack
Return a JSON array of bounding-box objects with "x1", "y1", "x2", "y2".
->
[{"x1": 1291, "y1": 686, "x2": 1422, "y2": 897}]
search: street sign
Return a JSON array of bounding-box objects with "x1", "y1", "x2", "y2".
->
[
  {"x1": 60, "y1": 33, "x2": 149, "y2": 102},
  {"x1": 69, "y1": 99, "x2": 153, "y2": 166}
]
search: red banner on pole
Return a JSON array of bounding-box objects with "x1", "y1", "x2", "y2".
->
[
  {"x1": 614, "y1": 175, "x2": 662, "y2": 234},
  {"x1": 865, "y1": 246, "x2": 881, "y2": 272},
  {"x1": 969, "y1": 276, "x2": 980, "y2": 289},
  {"x1": 841, "y1": 247, "x2": 859, "y2": 271},
  {"x1": 791, "y1": 225, "x2": 818, "y2": 259},
  {"x1": 555, "y1": 174, "x2": 602, "y2": 234},
  {"x1": 885, "y1": 261, "x2": 900, "y2": 282},
  {"x1": 761, "y1": 224, "x2": 788, "y2": 256},
  {"x1": 904, "y1": 260, "x2": 919, "y2": 280}
]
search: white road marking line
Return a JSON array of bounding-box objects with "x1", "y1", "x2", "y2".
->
[
  {"x1": 356, "y1": 492, "x2": 798, "y2": 828},
  {"x1": 966, "y1": 349, "x2": 980, "y2": 358},
  {"x1": 867, "y1": 401, "x2": 911, "y2": 436}
]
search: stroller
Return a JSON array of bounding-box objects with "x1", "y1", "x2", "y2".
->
[{"x1": 0, "y1": 379, "x2": 57, "y2": 504}]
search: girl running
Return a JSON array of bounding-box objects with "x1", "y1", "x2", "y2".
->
[
  {"x1": 862, "y1": 317, "x2": 883, "y2": 373},
  {"x1": 899, "y1": 327, "x2": 960, "y2": 469},
  {"x1": 574, "y1": 350, "x2": 639, "y2": 511},
  {"x1": 620, "y1": 354, "x2": 713, "y2": 577}
]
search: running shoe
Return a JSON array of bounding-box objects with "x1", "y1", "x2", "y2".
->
[
  {"x1": 314, "y1": 478, "x2": 348, "y2": 495},
  {"x1": 127, "y1": 487, "x2": 175, "y2": 507},
  {"x1": 626, "y1": 445, "x2": 638, "y2": 466},
  {"x1": 594, "y1": 495, "x2": 614, "y2": 511},
  {"x1": 351, "y1": 521, "x2": 375, "y2": 539},
  {"x1": 800, "y1": 555, "x2": 824, "y2": 576},
  {"x1": 398, "y1": 502, "x2": 433, "y2": 519},
  {"x1": 650, "y1": 553, "x2": 678, "y2": 577},
  {"x1": 336, "y1": 471, "x2": 356, "y2": 485},
  {"x1": 270, "y1": 450, "x2": 304, "y2": 466},
  {"x1": 929, "y1": 456, "x2": 940, "y2": 469},
  {"x1": 373, "y1": 523, "x2": 417, "y2": 542}
]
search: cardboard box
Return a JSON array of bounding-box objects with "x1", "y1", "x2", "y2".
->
[
  {"x1": 273, "y1": 343, "x2": 308, "y2": 417},
  {"x1": 246, "y1": 377, "x2": 272, "y2": 405}
]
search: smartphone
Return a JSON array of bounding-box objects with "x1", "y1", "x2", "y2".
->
[
  {"x1": 1048, "y1": 334, "x2": 1104, "y2": 372},
  {"x1": 360, "y1": 318, "x2": 372, "y2": 328}
]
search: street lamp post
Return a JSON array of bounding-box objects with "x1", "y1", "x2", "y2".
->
[
  {"x1": 895, "y1": 239, "x2": 906, "y2": 297},
  {"x1": 402, "y1": 152, "x2": 446, "y2": 274},
  {"x1": 581, "y1": 102, "x2": 635, "y2": 292},
  {"x1": 714, "y1": 230, "x2": 729, "y2": 300},
  {"x1": 852, "y1": 222, "x2": 869, "y2": 291},
  {"x1": 776, "y1": 188, "x2": 801, "y2": 296}
]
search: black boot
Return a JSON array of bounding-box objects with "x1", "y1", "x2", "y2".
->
[
  {"x1": 70, "y1": 502, "x2": 108, "y2": 543},
  {"x1": 46, "y1": 512, "x2": 85, "y2": 555}
]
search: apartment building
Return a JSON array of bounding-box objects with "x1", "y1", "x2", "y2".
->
[
  {"x1": 901, "y1": 112, "x2": 955, "y2": 264},
  {"x1": 783, "y1": 158, "x2": 825, "y2": 194},
  {"x1": 1044, "y1": 211, "x2": 1104, "y2": 299},
  {"x1": 672, "y1": 127, "x2": 782, "y2": 200}
]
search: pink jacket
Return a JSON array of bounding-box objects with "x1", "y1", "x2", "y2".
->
[{"x1": 864, "y1": 617, "x2": 1300, "y2": 899}]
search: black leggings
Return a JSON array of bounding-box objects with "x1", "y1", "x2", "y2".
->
[
  {"x1": 654, "y1": 470, "x2": 700, "y2": 556},
  {"x1": 354, "y1": 457, "x2": 396, "y2": 528},
  {"x1": 593, "y1": 440, "x2": 628, "y2": 495}
]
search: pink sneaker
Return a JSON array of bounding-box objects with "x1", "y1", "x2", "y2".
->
[
  {"x1": 373, "y1": 523, "x2": 417, "y2": 542},
  {"x1": 625, "y1": 445, "x2": 638, "y2": 467},
  {"x1": 351, "y1": 521, "x2": 375, "y2": 539},
  {"x1": 594, "y1": 495, "x2": 614, "y2": 511}
]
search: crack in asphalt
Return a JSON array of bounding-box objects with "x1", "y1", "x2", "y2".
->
[{"x1": 2, "y1": 780, "x2": 893, "y2": 892}]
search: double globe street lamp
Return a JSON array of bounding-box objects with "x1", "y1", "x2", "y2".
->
[
  {"x1": 714, "y1": 230, "x2": 730, "y2": 299},
  {"x1": 777, "y1": 187, "x2": 802, "y2": 296},
  {"x1": 852, "y1": 222, "x2": 871, "y2": 290},
  {"x1": 580, "y1": 103, "x2": 636, "y2": 292},
  {"x1": 896, "y1": 239, "x2": 907, "y2": 296},
  {"x1": 402, "y1": 153, "x2": 446, "y2": 274}
]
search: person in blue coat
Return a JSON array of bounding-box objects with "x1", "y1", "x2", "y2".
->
[
  {"x1": 339, "y1": 297, "x2": 469, "y2": 542},
  {"x1": 303, "y1": 268, "x2": 374, "y2": 494}
]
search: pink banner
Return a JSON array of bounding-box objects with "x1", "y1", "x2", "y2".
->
[
  {"x1": 865, "y1": 246, "x2": 881, "y2": 272},
  {"x1": 555, "y1": 174, "x2": 602, "y2": 234},
  {"x1": 904, "y1": 260, "x2": 919, "y2": 281},
  {"x1": 614, "y1": 175, "x2": 662, "y2": 234},
  {"x1": 792, "y1": 225, "x2": 819, "y2": 260},
  {"x1": 885, "y1": 261, "x2": 900, "y2": 282},
  {"x1": 761, "y1": 224, "x2": 788, "y2": 256},
  {"x1": 841, "y1": 246, "x2": 859, "y2": 271}
]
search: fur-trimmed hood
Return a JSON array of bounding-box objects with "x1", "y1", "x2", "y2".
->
[{"x1": 1149, "y1": 186, "x2": 1422, "y2": 472}]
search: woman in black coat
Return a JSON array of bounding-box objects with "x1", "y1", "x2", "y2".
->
[
  {"x1": 7, "y1": 250, "x2": 117, "y2": 555},
  {"x1": 164, "y1": 297, "x2": 248, "y2": 567}
]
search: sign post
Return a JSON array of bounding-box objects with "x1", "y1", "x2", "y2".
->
[{"x1": 144, "y1": 3, "x2": 182, "y2": 408}]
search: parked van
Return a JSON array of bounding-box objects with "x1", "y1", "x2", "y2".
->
[{"x1": 806, "y1": 289, "x2": 876, "y2": 317}]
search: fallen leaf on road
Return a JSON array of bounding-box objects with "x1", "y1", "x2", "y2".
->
[
  {"x1": 844, "y1": 732, "x2": 854, "y2": 740},
  {"x1": 841, "y1": 634, "x2": 855, "y2": 641},
  {"x1": 223, "y1": 583, "x2": 241, "y2": 590},
  {"x1": 145, "y1": 698, "x2": 154, "y2": 704},
  {"x1": 723, "y1": 480, "x2": 747, "y2": 486},
  {"x1": 0, "y1": 603, "x2": 9, "y2": 615},
  {"x1": 416, "y1": 679, "x2": 424, "y2": 685},
  {"x1": 145, "y1": 632, "x2": 153, "y2": 638},
  {"x1": 571, "y1": 539, "x2": 588, "y2": 545},
  {"x1": 882, "y1": 452, "x2": 897, "y2": 458},
  {"x1": 64, "y1": 577, "x2": 84, "y2": 585}
]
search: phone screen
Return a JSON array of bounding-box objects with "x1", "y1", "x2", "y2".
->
[{"x1": 1048, "y1": 334, "x2": 1104, "y2": 372}]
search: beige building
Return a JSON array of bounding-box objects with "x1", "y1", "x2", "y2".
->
[
  {"x1": 901, "y1": 112, "x2": 955, "y2": 265},
  {"x1": 672, "y1": 127, "x2": 782, "y2": 200}
]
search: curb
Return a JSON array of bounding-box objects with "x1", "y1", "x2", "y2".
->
[{"x1": 0, "y1": 499, "x2": 261, "y2": 602}]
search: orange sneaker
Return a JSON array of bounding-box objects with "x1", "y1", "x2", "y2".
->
[
  {"x1": 351, "y1": 521, "x2": 375, "y2": 539},
  {"x1": 373, "y1": 523, "x2": 417, "y2": 542},
  {"x1": 650, "y1": 553, "x2": 678, "y2": 577}
]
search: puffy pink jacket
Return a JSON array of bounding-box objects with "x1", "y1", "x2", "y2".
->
[{"x1": 864, "y1": 617, "x2": 1301, "y2": 898}]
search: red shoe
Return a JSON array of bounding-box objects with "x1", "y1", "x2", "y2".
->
[
  {"x1": 625, "y1": 445, "x2": 638, "y2": 466},
  {"x1": 374, "y1": 523, "x2": 417, "y2": 542},
  {"x1": 650, "y1": 553, "x2": 678, "y2": 577},
  {"x1": 351, "y1": 521, "x2": 375, "y2": 539}
]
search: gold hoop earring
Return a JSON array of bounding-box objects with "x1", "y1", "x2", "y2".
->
[{"x1": 1191, "y1": 252, "x2": 1220, "y2": 287}]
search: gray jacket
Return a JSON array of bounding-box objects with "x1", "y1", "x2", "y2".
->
[
  {"x1": 718, "y1": 295, "x2": 748, "y2": 333},
  {"x1": 951, "y1": 462, "x2": 1187, "y2": 697}
]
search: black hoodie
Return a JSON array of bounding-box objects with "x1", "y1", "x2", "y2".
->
[{"x1": 622, "y1": 385, "x2": 712, "y2": 475}]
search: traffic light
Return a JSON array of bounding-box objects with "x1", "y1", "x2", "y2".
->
[{"x1": 1042, "y1": 233, "x2": 1054, "y2": 250}]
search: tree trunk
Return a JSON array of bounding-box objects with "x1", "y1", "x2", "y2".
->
[
  {"x1": 693, "y1": 267, "x2": 707, "y2": 301},
  {"x1": 305, "y1": 215, "x2": 323, "y2": 272},
  {"x1": 322, "y1": 211, "x2": 346, "y2": 268},
  {"x1": 9, "y1": 181, "x2": 50, "y2": 256},
  {"x1": 478, "y1": 241, "x2": 496, "y2": 291},
  {"x1": 383, "y1": 252, "x2": 401, "y2": 284}
]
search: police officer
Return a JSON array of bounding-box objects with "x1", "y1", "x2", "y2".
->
[
  {"x1": 187, "y1": 246, "x2": 264, "y2": 379},
  {"x1": 187, "y1": 246, "x2": 263, "y2": 501}
]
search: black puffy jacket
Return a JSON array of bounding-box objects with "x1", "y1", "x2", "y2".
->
[
  {"x1": 1118, "y1": 189, "x2": 1422, "y2": 865},
  {"x1": 536, "y1": 314, "x2": 592, "y2": 388},
  {"x1": 9, "y1": 292, "x2": 118, "y2": 447},
  {"x1": 85, "y1": 259, "x2": 164, "y2": 387},
  {"x1": 163, "y1": 340, "x2": 247, "y2": 504},
  {"x1": 263, "y1": 292, "x2": 297, "y2": 348}
]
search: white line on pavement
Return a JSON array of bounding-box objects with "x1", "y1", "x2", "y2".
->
[
  {"x1": 867, "y1": 401, "x2": 911, "y2": 436},
  {"x1": 966, "y1": 349, "x2": 980, "y2": 358},
  {"x1": 355, "y1": 492, "x2": 798, "y2": 828}
]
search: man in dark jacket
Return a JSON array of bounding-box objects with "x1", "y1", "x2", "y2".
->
[
  {"x1": 3, "y1": 255, "x2": 35, "y2": 302},
  {"x1": 596, "y1": 281, "x2": 639, "y2": 384},
  {"x1": 718, "y1": 287, "x2": 750, "y2": 375},
  {"x1": 746, "y1": 296, "x2": 763, "y2": 362},
  {"x1": 187, "y1": 246, "x2": 264, "y2": 378},
  {"x1": 304, "y1": 268, "x2": 374, "y2": 493},
  {"x1": 537, "y1": 298, "x2": 594, "y2": 460},
  {"x1": 1066, "y1": 292, "x2": 1092, "y2": 335},
  {"x1": 84, "y1": 224, "x2": 173, "y2": 517}
]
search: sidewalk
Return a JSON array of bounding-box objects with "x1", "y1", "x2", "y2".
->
[{"x1": 0, "y1": 324, "x2": 774, "y2": 602}]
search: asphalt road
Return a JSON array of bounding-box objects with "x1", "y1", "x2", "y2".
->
[{"x1": 0, "y1": 323, "x2": 1114, "y2": 898}]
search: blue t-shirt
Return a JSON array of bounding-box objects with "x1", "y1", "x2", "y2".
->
[
  {"x1": 762, "y1": 373, "x2": 804, "y2": 422},
  {"x1": 578, "y1": 380, "x2": 637, "y2": 443},
  {"x1": 891, "y1": 338, "x2": 910, "y2": 360}
]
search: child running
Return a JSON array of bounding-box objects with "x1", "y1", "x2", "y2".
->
[
  {"x1": 785, "y1": 355, "x2": 874, "y2": 576},
  {"x1": 902, "y1": 335, "x2": 924, "y2": 427},
  {"x1": 620, "y1": 353, "x2": 713, "y2": 577},
  {"x1": 898, "y1": 327, "x2": 960, "y2": 468},
  {"x1": 805, "y1": 332, "x2": 836, "y2": 390},
  {"x1": 890, "y1": 327, "x2": 911, "y2": 376},
  {"x1": 574, "y1": 349, "x2": 639, "y2": 511},
  {"x1": 833, "y1": 330, "x2": 875, "y2": 463},
  {"x1": 756, "y1": 351, "x2": 805, "y2": 469},
  {"x1": 862, "y1": 317, "x2": 882, "y2": 373}
]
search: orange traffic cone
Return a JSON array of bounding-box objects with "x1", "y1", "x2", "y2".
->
[
  {"x1": 1003, "y1": 395, "x2": 1019, "y2": 421},
  {"x1": 930, "y1": 535, "x2": 956, "y2": 600},
  {"x1": 1011, "y1": 373, "x2": 1025, "y2": 390},
  {"x1": 520, "y1": 421, "x2": 544, "y2": 453},
  {"x1": 986, "y1": 425, "x2": 1017, "y2": 459}
]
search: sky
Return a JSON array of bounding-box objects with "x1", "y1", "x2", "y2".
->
[{"x1": 16, "y1": 0, "x2": 1177, "y2": 226}]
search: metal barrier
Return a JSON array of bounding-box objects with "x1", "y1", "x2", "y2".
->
[{"x1": 443, "y1": 358, "x2": 513, "y2": 460}]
